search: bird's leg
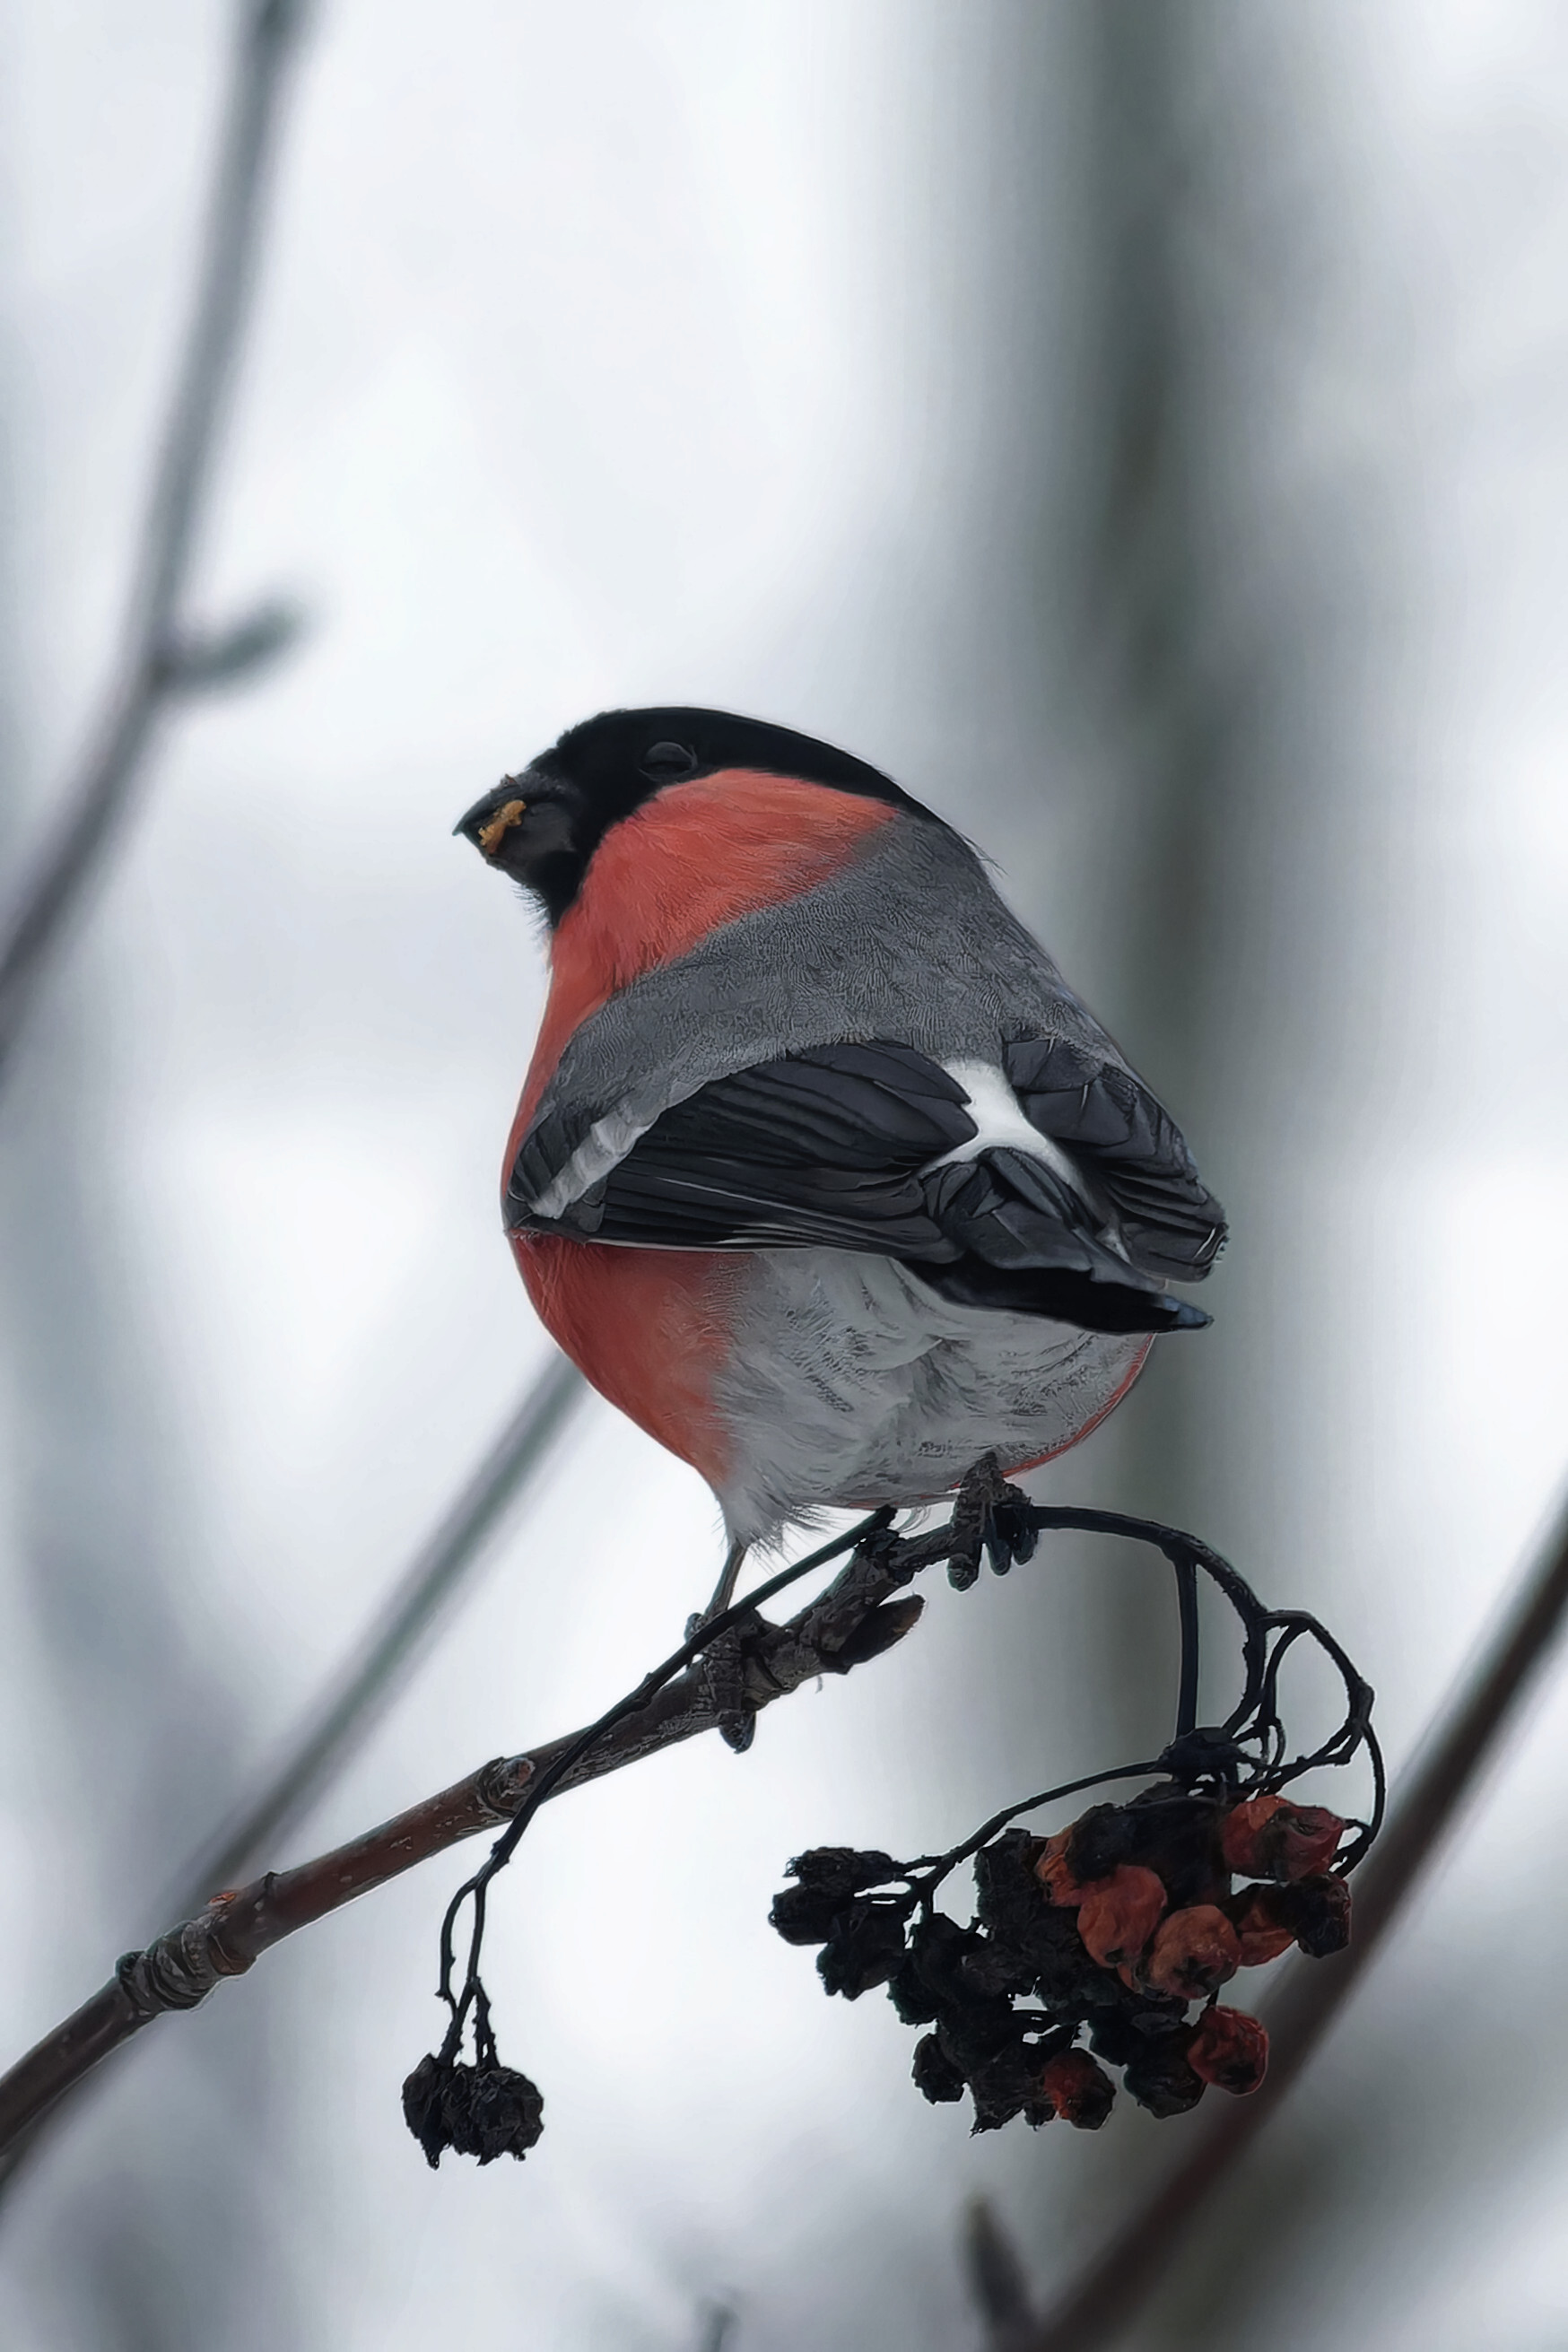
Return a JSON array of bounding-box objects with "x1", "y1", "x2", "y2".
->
[
  {"x1": 704, "y1": 1538, "x2": 748, "y2": 1622},
  {"x1": 686, "y1": 1539, "x2": 756, "y2": 1754}
]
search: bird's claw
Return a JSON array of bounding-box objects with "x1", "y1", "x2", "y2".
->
[{"x1": 947, "y1": 1453, "x2": 1037, "y2": 1590}]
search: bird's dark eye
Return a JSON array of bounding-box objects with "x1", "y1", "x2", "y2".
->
[{"x1": 639, "y1": 740, "x2": 699, "y2": 780}]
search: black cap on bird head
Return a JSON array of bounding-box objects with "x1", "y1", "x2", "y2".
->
[{"x1": 454, "y1": 705, "x2": 929, "y2": 924}]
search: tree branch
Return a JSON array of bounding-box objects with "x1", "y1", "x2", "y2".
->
[
  {"x1": 1024, "y1": 1482, "x2": 1568, "y2": 2352},
  {"x1": 0, "y1": 1504, "x2": 935, "y2": 2155},
  {"x1": 0, "y1": 0, "x2": 310, "y2": 1078}
]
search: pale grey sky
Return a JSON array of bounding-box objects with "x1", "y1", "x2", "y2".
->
[{"x1": 4, "y1": 5, "x2": 1568, "y2": 2348}]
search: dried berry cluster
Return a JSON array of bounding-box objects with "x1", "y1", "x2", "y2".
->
[
  {"x1": 401, "y1": 2050, "x2": 544, "y2": 2169},
  {"x1": 771, "y1": 1788, "x2": 1351, "y2": 2134}
]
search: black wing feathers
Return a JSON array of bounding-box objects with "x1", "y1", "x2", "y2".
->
[
  {"x1": 510, "y1": 1039, "x2": 1220, "y2": 1338},
  {"x1": 550, "y1": 1043, "x2": 972, "y2": 1256},
  {"x1": 650, "y1": 1042, "x2": 973, "y2": 1169},
  {"x1": 1004, "y1": 1036, "x2": 1226, "y2": 1279}
]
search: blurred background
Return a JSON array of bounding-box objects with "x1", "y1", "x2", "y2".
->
[{"x1": 2, "y1": 2, "x2": 1567, "y2": 2345}]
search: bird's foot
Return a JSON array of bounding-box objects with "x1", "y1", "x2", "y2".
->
[
  {"x1": 683, "y1": 1537, "x2": 759, "y2": 1752},
  {"x1": 946, "y1": 1453, "x2": 1039, "y2": 1590},
  {"x1": 684, "y1": 1607, "x2": 760, "y2": 1754}
]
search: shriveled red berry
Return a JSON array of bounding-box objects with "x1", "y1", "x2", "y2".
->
[
  {"x1": 1220, "y1": 1794, "x2": 1344, "y2": 1882},
  {"x1": 1232, "y1": 1887, "x2": 1296, "y2": 1966},
  {"x1": 1035, "y1": 1829, "x2": 1095, "y2": 1908},
  {"x1": 1143, "y1": 1903, "x2": 1241, "y2": 1999},
  {"x1": 1038, "y1": 2048, "x2": 1115, "y2": 2130},
  {"x1": 1188, "y1": 2005, "x2": 1268, "y2": 2094},
  {"x1": 1077, "y1": 1865, "x2": 1166, "y2": 1967}
]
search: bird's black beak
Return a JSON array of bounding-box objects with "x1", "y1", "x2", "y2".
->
[{"x1": 455, "y1": 775, "x2": 532, "y2": 859}]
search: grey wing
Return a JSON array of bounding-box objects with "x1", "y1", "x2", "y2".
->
[{"x1": 1003, "y1": 1036, "x2": 1227, "y2": 1282}]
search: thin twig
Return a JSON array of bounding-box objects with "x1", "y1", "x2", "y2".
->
[
  {"x1": 0, "y1": 0, "x2": 310, "y2": 1077},
  {"x1": 0, "y1": 1508, "x2": 933, "y2": 2155},
  {"x1": 1024, "y1": 1483, "x2": 1568, "y2": 2352}
]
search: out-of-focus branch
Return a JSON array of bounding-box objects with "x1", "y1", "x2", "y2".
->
[
  {"x1": 696, "y1": 2303, "x2": 738, "y2": 2352},
  {"x1": 0, "y1": 0, "x2": 310, "y2": 1078},
  {"x1": 963, "y1": 2198, "x2": 1039, "y2": 2352},
  {"x1": 168, "y1": 1356, "x2": 585, "y2": 1916},
  {"x1": 1025, "y1": 1484, "x2": 1568, "y2": 2352},
  {"x1": 0, "y1": 1505, "x2": 935, "y2": 2155}
]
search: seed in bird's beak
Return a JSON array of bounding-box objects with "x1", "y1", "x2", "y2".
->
[{"x1": 478, "y1": 798, "x2": 527, "y2": 858}]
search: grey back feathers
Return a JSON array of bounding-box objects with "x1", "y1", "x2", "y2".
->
[
  {"x1": 519, "y1": 818, "x2": 1098, "y2": 1179},
  {"x1": 509, "y1": 812, "x2": 1224, "y2": 1331}
]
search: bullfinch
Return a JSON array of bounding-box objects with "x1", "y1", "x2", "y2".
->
[{"x1": 457, "y1": 709, "x2": 1225, "y2": 1559}]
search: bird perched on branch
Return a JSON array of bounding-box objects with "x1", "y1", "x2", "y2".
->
[{"x1": 457, "y1": 709, "x2": 1224, "y2": 1569}]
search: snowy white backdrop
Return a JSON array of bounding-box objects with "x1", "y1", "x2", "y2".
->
[{"x1": 3, "y1": 4, "x2": 1568, "y2": 2348}]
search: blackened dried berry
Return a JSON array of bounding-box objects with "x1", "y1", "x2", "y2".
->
[
  {"x1": 453, "y1": 2064, "x2": 546, "y2": 2164},
  {"x1": 769, "y1": 1884, "x2": 849, "y2": 1946},
  {"x1": 402, "y1": 2052, "x2": 453, "y2": 2168},
  {"x1": 888, "y1": 1956, "x2": 940, "y2": 2032},
  {"x1": 817, "y1": 1897, "x2": 911, "y2": 1999},
  {"x1": 959, "y1": 1940, "x2": 1039, "y2": 1999},
  {"x1": 971, "y1": 1834, "x2": 1100, "y2": 2002},
  {"x1": 886, "y1": 1956, "x2": 942, "y2": 2025},
  {"x1": 772, "y1": 1849, "x2": 906, "y2": 1950},
  {"x1": 967, "y1": 2035, "x2": 1049, "y2": 2134},
  {"x1": 401, "y1": 2052, "x2": 544, "y2": 2168},
  {"x1": 1273, "y1": 1872, "x2": 1352, "y2": 1958},
  {"x1": 975, "y1": 1829, "x2": 1058, "y2": 1933},
  {"x1": 910, "y1": 1930, "x2": 1019, "y2": 2079},
  {"x1": 1120, "y1": 2030, "x2": 1206, "y2": 2120},
  {"x1": 1067, "y1": 1804, "x2": 1137, "y2": 1883},
  {"x1": 1229, "y1": 1874, "x2": 1351, "y2": 1964},
  {"x1": 787, "y1": 1848, "x2": 902, "y2": 1900},
  {"x1": 903, "y1": 1912, "x2": 990, "y2": 2010},
  {"x1": 1120, "y1": 1990, "x2": 1191, "y2": 2036},
  {"x1": 1087, "y1": 2010, "x2": 1144, "y2": 2068},
  {"x1": 1034, "y1": 1926, "x2": 1123, "y2": 2017},
  {"x1": 911, "y1": 2032, "x2": 967, "y2": 2104},
  {"x1": 931, "y1": 1991, "x2": 1019, "y2": 2074}
]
